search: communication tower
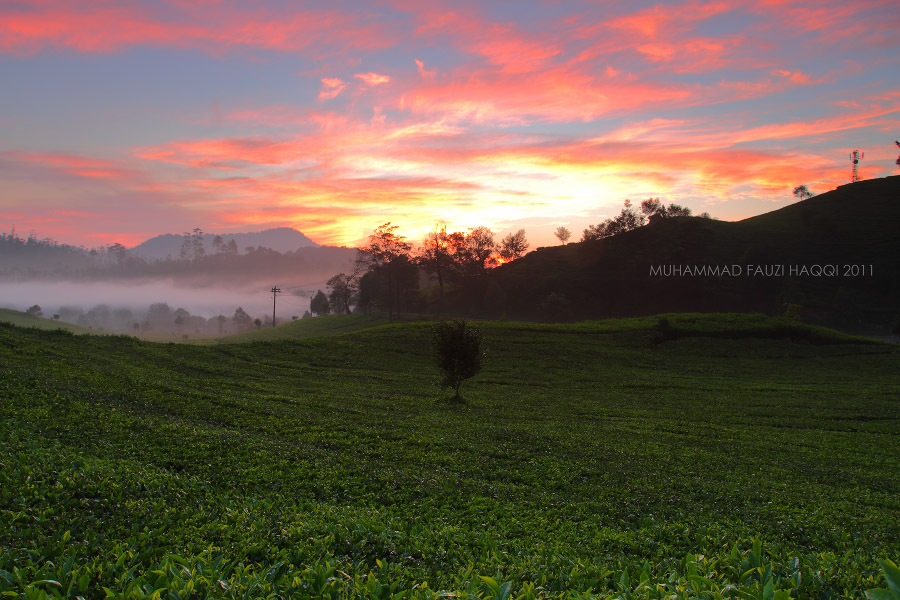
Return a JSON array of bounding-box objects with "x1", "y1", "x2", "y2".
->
[{"x1": 849, "y1": 149, "x2": 864, "y2": 182}]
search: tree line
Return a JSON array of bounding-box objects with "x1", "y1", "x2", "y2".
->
[
  {"x1": 310, "y1": 224, "x2": 531, "y2": 321},
  {"x1": 25, "y1": 301, "x2": 286, "y2": 336},
  {"x1": 313, "y1": 199, "x2": 709, "y2": 321},
  {"x1": 581, "y1": 198, "x2": 709, "y2": 242},
  {"x1": 0, "y1": 228, "x2": 354, "y2": 285}
]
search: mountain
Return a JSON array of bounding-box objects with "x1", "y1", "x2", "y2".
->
[
  {"x1": 477, "y1": 176, "x2": 900, "y2": 332},
  {"x1": 131, "y1": 227, "x2": 318, "y2": 260}
]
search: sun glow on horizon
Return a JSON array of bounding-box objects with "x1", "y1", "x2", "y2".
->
[{"x1": 1, "y1": 0, "x2": 898, "y2": 249}]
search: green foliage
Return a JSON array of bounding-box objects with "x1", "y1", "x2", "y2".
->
[
  {"x1": 211, "y1": 314, "x2": 389, "y2": 344},
  {"x1": 653, "y1": 316, "x2": 676, "y2": 344},
  {"x1": 431, "y1": 320, "x2": 485, "y2": 400},
  {"x1": 867, "y1": 560, "x2": 900, "y2": 600},
  {"x1": 0, "y1": 308, "x2": 93, "y2": 334},
  {"x1": 0, "y1": 314, "x2": 897, "y2": 598},
  {"x1": 783, "y1": 303, "x2": 803, "y2": 321},
  {"x1": 536, "y1": 292, "x2": 572, "y2": 322}
]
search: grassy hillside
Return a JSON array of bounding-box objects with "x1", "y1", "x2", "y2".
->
[
  {"x1": 210, "y1": 313, "x2": 390, "y2": 344},
  {"x1": 487, "y1": 176, "x2": 900, "y2": 330},
  {"x1": 0, "y1": 307, "x2": 94, "y2": 334},
  {"x1": 1, "y1": 314, "x2": 898, "y2": 598},
  {"x1": 122, "y1": 314, "x2": 389, "y2": 344}
]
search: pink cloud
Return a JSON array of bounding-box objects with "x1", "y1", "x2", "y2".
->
[
  {"x1": 0, "y1": 1, "x2": 398, "y2": 55},
  {"x1": 318, "y1": 78, "x2": 348, "y2": 101},
  {"x1": 354, "y1": 72, "x2": 391, "y2": 86},
  {"x1": 4, "y1": 0, "x2": 898, "y2": 249},
  {"x1": 771, "y1": 69, "x2": 813, "y2": 85},
  {"x1": 415, "y1": 58, "x2": 436, "y2": 80},
  {"x1": 4, "y1": 151, "x2": 141, "y2": 181},
  {"x1": 136, "y1": 138, "x2": 305, "y2": 169},
  {"x1": 398, "y1": 65, "x2": 697, "y2": 124}
]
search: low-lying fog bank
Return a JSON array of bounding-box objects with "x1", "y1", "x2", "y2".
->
[{"x1": 0, "y1": 280, "x2": 314, "y2": 334}]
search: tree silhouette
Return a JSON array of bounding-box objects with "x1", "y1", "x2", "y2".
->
[
  {"x1": 419, "y1": 225, "x2": 457, "y2": 297},
  {"x1": 432, "y1": 320, "x2": 485, "y2": 402},
  {"x1": 499, "y1": 229, "x2": 529, "y2": 261},
  {"x1": 583, "y1": 198, "x2": 697, "y2": 241},
  {"x1": 459, "y1": 226, "x2": 495, "y2": 274},
  {"x1": 232, "y1": 306, "x2": 252, "y2": 330},
  {"x1": 310, "y1": 290, "x2": 331, "y2": 316},
  {"x1": 327, "y1": 273, "x2": 357, "y2": 314},
  {"x1": 554, "y1": 226, "x2": 571, "y2": 245},
  {"x1": 357, "y1": 223, "x2": 415, "y2": 321},
  {"x1": 793, "y1": 185, "x2": 814, "y2": 201}
]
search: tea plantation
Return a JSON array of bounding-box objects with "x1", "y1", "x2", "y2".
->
[{"x1": 1, "y1": 314, "x2": 898, "y2": 599}]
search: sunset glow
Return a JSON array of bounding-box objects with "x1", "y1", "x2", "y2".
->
[{"x1": 1, "y1": 0, "x2": 898, "y2": 249}]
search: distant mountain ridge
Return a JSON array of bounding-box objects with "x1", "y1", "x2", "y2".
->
[{"x1": 131, "y1": 227, "x2": 318, "y2": 259}]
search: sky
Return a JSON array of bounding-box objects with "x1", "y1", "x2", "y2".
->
[{"x1": 1, "y1": 0, "x2": 898, "y2": 250}]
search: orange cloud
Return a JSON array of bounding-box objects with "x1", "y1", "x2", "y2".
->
[
  {"x1": 128, "y1": 99, "x2": 861, "y2": 248},
  {"x1": 4, "y1": 0, "x2": 898, "y2": 250}
]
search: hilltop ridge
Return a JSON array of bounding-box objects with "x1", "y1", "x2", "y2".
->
[{"x1": 482, "y1": 176, "x2": 900, "y2": 331}]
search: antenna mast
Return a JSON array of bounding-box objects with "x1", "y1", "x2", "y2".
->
[{"x1": 849, "y1": 149, "x2": 864, "y2": 182}]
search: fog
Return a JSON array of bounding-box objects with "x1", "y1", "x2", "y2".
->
[{"x1": 0, "y1": 280, "x2": 313, "y2": 328}]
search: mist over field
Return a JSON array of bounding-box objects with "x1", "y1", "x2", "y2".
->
[{"x1": 0, "y1": 280, "x2": 312, "y2": 327}]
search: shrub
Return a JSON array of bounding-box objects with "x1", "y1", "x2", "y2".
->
[
  {"x1": 866, "y1": 559, "x2": 900, "y2": 600},
  {"x1": 783, "y1": 303, "x2": 803, "y2": 321},
  {"x1": 431, "y1": 320, "x2": 485, "y2": 401},
  {"x1": 653, "y1": 316, "x2": 677, "y2": 344}
]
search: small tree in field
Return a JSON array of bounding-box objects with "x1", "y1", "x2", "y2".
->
[{"x1": 432, "y1": 320, "x2": 485, "y2": 402}]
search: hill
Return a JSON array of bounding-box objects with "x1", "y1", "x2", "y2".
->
[
  {"x1": 1, "y1": 314, "x2": 897, "y2": 597},
  {"x1": 486, "y1": 176, "x2": 900, "y2": 331},
  {"x1": 0, "y1": 307, "x2": 95, "y2": 334},
  {"x1": 206, "y1": 313, "x2": 390, "y2": 344},
  {"x1": 130, "y1": 226, "x2": 319, "y2": 259}
]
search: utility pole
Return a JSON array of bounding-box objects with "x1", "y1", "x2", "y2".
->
[{"x1": 271, "y1": 286, "x2": 281, "y2": 328}]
